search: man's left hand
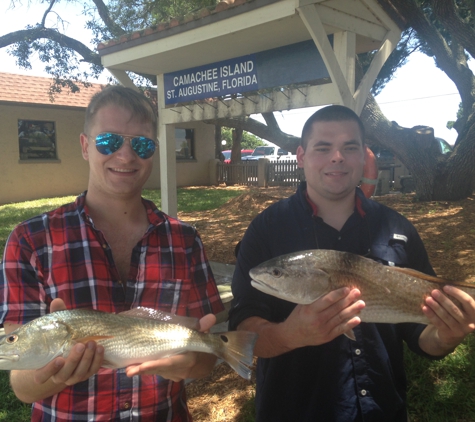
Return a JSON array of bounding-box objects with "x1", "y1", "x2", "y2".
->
[{"x1": 422, "y1": 285, "x2": 475, "y2": 351}]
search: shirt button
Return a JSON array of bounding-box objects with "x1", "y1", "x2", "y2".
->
[
  {"x1": 123, "y1": 402, "x2": 130, "y2": 409},
  {"x1": 355, "y1": 349, "x2": 361, "y2": 355},
  {"x1": 117, "y1": 280, "x2": 123, "y2": 285},
  {"x1": 360, "y1": 389, "x2": 367, "y2": 396},
  {"x1": 102, "y1": 244, "x2": 107, "y2": 249}
]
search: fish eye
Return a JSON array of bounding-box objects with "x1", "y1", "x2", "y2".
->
[
  {"x1": 272, "y1": 268, "x2": 282, "y2": 277},
  {"x1": 6, "y1": 335, "x2": 18, "y2": 344}
]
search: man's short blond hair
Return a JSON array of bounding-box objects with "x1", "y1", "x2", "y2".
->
[{"x1": 84, "y1": 86, "x2": 157, "y2": 138}]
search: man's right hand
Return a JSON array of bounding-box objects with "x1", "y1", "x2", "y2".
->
[
  {"x1": 281, "y1": 287, "x2": 365, "y2": 348},
  {"x1": 238, "y1": 287, "x2": 365, "y2": 358},
  {"x1": 34, "y1": 298, "x2": 105, "y2": 386},
  {"x1": 9, "y1": 299, "x2": 105, "y2": 403}
]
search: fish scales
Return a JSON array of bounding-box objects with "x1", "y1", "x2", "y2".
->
[
  {"x1": 0, "y1": 308, "x2": 258, "y2": 380},
  {"x1": 250, "y1": 249, "x2": 475, "y2": 325}
]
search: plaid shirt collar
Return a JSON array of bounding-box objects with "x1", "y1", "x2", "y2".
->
[{"x1": 76, "y1": 191, "x2": 167, "y2": 231}]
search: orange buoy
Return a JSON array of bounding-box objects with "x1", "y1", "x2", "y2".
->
[{"x1": 360, "y1": 146, "x2": 378, "y2": 198}]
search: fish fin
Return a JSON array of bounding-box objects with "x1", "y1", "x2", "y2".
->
[
  {"x1": 391, "y1": 267, "x2": 448, "y2": 284},
  {"x1": 391, "y1": 267, "x2": 475, "y2": 290},
  {"x1": 119, "y1": 308, "x2": 200, "y2": 330},
  {"x1": 344, "y1": 330, "x2": 356, "y2": 341},
  {"x1": 214, "y1": 331, "x2": 258, "y2": 380},
  {"x1": 76, "y1": 335, "x2": 114, "y2": 344}
]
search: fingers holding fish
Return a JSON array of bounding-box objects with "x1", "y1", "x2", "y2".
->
[
  {"x1": 443, "y1": 285, "x2": 475, "y2": 325},
  {"x1": 125, "y1": 350, "x2": 217, "y2": 381},
  {"x1": 282, "y1": 287, "x2": 364, "y2": 347},
  {"x1": 36, "y1": 341, "x2": 105, "y2": 387},
  {"x1": 197, "y1": 313, "x2": 217, "y2": 333},
  {"x1": 50, "y1": 298, "x2": 67, "y2": 313},
  {"x1": 125, "y1": 313, "x2": 219, "y2": 381},
  {"x1": 423, "y1": 287, "x2": 475, "y2": 348}
]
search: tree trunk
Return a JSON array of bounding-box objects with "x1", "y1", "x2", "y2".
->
[
  {"x1": 361, "y1": 95, "x2": 475, "y2": 200},
  {"x1": 231, "y1": 129, "x2": 243, "y2": 163},
  {"x1": 214, "y1": 125, "x2": 222, "y2": 159}
]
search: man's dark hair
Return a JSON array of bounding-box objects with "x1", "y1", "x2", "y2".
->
[
  {"x1": 84, "y1": 86, "x2": 157, "y2": 138},
  {"x1": 300, "y1": 105, "x2": 365, "y2": 150}
]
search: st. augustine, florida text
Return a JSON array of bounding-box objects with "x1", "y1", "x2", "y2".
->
[{"x1": 166, "y1": 59, "x2": 258, "y2": 102}]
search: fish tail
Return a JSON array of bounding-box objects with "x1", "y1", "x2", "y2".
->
[{"x1": 215, "y1": 331, "x2": 258, "y2": 380}]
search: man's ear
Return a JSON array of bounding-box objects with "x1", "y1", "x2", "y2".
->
[
  {"x1": 296, "y1": 145, "x2": 305, "y2": 168},
  {"x1": 80, "y1": 133, "x2": 90, "y2": 160}
]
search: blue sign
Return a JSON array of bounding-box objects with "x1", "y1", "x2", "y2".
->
[{"x1": 164, "y1": 40, "x2": 329, "y2": 105}]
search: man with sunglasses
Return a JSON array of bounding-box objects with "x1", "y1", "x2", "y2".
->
[{"x1": 0, "y1": 86, "x2": 224, "y2": 421}]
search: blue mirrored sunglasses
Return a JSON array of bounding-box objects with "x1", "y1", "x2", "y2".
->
[{"x1": 93, "y1": 132, "x2": 157, "y2": 159}]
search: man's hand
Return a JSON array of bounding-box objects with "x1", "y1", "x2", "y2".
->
[
  {"x1": 280, "y1": 287, "x2": 364, "y2": 348},
  {"x1": 33, "y1": 298, "x2": 105, "y2": 387},
  {"x1": 124, "y1": 314, "x2": 218, "y2": 381},
  {"x1": 10, "y1": 299, "x2": 105, "y2": 403},
  {"x1": 421, "y1": 286, "x2": 475, "y2": 354},
  {"x1": 238, "y1": 287, "x2": 365, "y2": 358}
]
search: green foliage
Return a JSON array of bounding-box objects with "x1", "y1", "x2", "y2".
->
[
  {"x1": 0, "y1": 371, "x2": 31, "y2": 421},
  {"x1": 104, "y1": 0, "x2": 218, "y2": 33},
  {"x1": 360, "y1": 29, "x2": 421, "y2": 96},
  {"x1": 0, "y1": 195, "x2": 77, "y2": 253},
  {"x1": 236, "y1": 392, "x2": 256, "y2": 422},
  {"x1": 220, "y1": 128, "x2": 266, "y2": 150},
  {"x1": 405, "y1": 335, "x2": 475, "y2": 421},
  {"x1": 142, "y1": 188, "x2": 243, "y2": 213}
]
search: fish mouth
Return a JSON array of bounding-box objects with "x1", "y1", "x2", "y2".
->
[
  {"x1": 0, "y1": 354, "x2": 20, "y2": 362},
  {"x1": 250, "y1": 278, "x2": 278, "y2": 293}
]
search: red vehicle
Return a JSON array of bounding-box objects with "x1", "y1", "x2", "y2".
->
[{"x1": 222, "y1": 149, "x2": 254, "y2": 163}]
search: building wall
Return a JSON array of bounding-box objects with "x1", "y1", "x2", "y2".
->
[
  {"x1": 176, "y1": 122, "x2": 215, "y2": 187},
  {"x1": 1, "y1": 103, "x2": 90, "y2": 205},
  {"x1": 0, "y1": 104, "x2": 215, "y2": 204}
]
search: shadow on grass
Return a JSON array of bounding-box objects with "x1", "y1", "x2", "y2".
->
[{"x1": 406, "y1": 335, "x2": 475, "y2": 422}]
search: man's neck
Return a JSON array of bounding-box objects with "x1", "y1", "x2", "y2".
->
[
  {"x1": 85, "y1": 190, "x2": 146, "y2": 227},
  {"x1": 308, "y1": 191, "x2": 356, "y2": 232}
]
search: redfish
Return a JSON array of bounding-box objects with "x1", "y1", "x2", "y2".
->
[{"x1": 0, "y1": 307, "x2": 257, "y2": 379}]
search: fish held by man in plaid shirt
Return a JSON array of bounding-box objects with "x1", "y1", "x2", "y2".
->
[{"x1": 0, "y1": 307, "x2": 257, "y2": 380}]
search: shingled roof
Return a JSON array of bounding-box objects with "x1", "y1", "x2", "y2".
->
[
  {"x1": 97, "y1": 0, "x2": 254, "y2": 54},
  {"x1": 0, "y1": 72, "x2": 104, "y2": 108}
]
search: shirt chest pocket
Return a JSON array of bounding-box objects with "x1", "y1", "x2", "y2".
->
[
  {"x1": 134, "y1": 278, "x2": 192, "y2": 316},
  {"x1": 369, "y1": 242, "x2": 409, "y2": 267}
]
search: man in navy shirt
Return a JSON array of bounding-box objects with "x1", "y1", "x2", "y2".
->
[{"x1": 229, "y1": 105, "x2": 475, "y2": 421}]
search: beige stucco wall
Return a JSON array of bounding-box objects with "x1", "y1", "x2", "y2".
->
[
  {"x1": 176, "y1": 122, "x2": 215, "y2": 187},
  {"x1": 0, "y1": 103, "x2": 90, "y2": 205},
  {"x1": 0, "y1": 104, "x2": 215, "y2": 205}
]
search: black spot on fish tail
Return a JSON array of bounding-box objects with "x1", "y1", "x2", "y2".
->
[{"x1": 214, "y1": 331, "x2": 258, "y2": 380}]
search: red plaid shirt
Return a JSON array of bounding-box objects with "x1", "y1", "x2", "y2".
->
[{"x1": 0, "y1": 193, "x2": 224, "y2": 422}]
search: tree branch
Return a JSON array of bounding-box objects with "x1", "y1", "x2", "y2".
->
[
  {"x1": 204, "y1": 116, "x2": 300, "y2": 153},
  {"x1": 41, "y1": 0, "x2": 57, "y2": 27},
  {"x1": 0, "y1": 27, "x2": 101, "y2": 66},
  {"x1": 431, "y1": 0, "x2": 475, "y2": 60},
  {"x1": 91, "y1": 0, "x2": 127, "y2": 38}
]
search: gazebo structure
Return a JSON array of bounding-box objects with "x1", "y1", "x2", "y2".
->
[{"x1": 97, "y1": 0, "x2": 401, "y2": 215}]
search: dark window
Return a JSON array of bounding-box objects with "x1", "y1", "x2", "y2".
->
[
  {"x1": 18, "y1": 120, "x2": 57, "y2": 160},
  {"x1": 175, "y1": 128, "x2": 195, "y2": 160}
]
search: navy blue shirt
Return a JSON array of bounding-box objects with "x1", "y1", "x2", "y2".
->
[{"x1": 229, "y1": 183, "x2": 440, "y2": 422}]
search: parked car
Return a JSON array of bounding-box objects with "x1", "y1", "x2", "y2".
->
[
  {"x1": 241, "y1": 146, "x2": 293, "y2": 161},
  {"x1": 221, "y1": 149, "x2": 254, "y2": 163}
]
